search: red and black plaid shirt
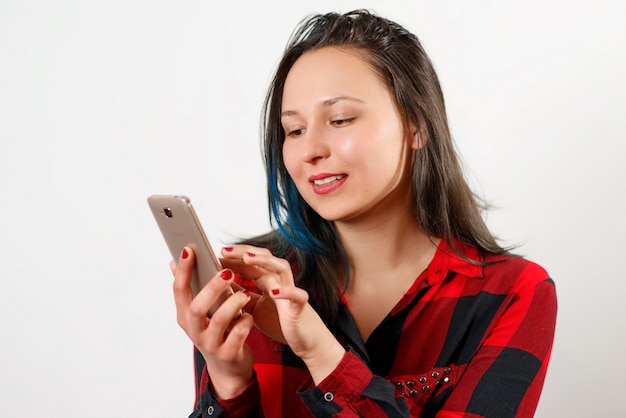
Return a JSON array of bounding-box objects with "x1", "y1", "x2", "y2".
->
[{"x1": 189, "y1": 239, "x2": 557, "y2": 417}]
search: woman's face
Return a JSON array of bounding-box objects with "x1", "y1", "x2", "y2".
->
[{"x1": 281, "y1": 46, "x2": 419, "y2": 224}]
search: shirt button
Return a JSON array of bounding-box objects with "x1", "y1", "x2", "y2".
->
[
  {"x1": 324, "y1": 392, "x2": 334, "y2": 402},
  {"x1": 207, "y1": 405, "x2": 214, "y2": 415}
]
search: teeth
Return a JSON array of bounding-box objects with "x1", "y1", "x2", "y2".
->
[{"x1": 313, "y1": 175, "x2": 345, "y2": 186}]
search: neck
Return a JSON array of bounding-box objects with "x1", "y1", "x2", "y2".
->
[{"x1": 334, "y1": 203, "x2": 438, "y2": 288}]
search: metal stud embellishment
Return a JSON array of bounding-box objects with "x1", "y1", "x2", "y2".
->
[{"x1": 391, "y1": 366, "x2": 455, "y2": 399}]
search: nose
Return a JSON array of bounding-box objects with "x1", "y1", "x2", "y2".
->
[{"x1": 301, "y1": 124, "x2": 330, "y2": 163}]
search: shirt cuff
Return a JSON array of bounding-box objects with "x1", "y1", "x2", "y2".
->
[
  {"x1": 298, "y1": 349, "x2": 372, "y2": 409},
  {"x1": 200, "y1": 372, "x2": 261, "y2": 417}
]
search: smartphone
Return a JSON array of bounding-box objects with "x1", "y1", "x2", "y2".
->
[{"x1": 147, "y1": 194, "x2": 233, "y2": 317}]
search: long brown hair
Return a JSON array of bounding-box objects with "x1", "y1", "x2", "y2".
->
[{"x1": 248, "y1": 10, "x2": 510, "y2": 323}]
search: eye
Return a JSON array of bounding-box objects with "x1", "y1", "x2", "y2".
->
[
  {"x1": 285, "y1": 127, "x2": 305, "y2": 138},
  {"x1": 331, "y1": 117, "x2": 355, "y2": 127}
]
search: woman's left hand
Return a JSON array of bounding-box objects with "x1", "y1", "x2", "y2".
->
[{"x1": 222, "y1": 245, "x2": 346, "y2": 384}]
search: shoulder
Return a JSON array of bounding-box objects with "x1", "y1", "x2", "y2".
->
[
  {"x1": 480, "y1": 254, "x2": 556, "y2": 305},
  {"x1": 431, "y1": 241, "x2": 554, "y2": 302},
  {"x1": 443, "y1": 239, "x2": 552, "y2": 286},
  {"x1": 484, "y1": 254, "x2": 552, "y2": 284}
]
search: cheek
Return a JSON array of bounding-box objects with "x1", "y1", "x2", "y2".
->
[{"x1": 338, "y1": 133, "x2": 385, "y2": 167}]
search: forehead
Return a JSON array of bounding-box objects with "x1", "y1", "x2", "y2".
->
[{"x1": 282, "y1": 46, "x2": 391, "y2": 108}]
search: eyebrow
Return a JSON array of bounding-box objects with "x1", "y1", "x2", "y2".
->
[{"x1": 281, "y1": 95, "x2": 365, "y2": 117}]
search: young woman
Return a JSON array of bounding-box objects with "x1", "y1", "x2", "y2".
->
[{"x1": 171, "y1": 10, "x2": 557, "y2": 418}]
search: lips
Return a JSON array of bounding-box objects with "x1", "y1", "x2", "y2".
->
[{"x1": 308, "y1": 173, "x2": 348, "y2": 195}]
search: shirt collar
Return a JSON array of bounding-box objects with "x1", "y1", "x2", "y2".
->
[{"x1": 422, "y1": 238, "x2": 484, "y2": 287}]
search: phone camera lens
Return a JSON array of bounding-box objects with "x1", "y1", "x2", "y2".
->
[{"x1": 163, "y1": 208, "x2": 173, "y2": 218}]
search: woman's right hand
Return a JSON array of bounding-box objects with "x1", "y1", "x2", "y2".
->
[{"x1": 171, "y1": 246, "x2": 255, "y2": 399}]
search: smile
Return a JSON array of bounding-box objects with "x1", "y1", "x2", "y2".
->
[
  {"x1": 312, "y1": 175, "x2": 347, "y2": 186},
  {"x1": 309, "y1": 174, "x2": 348, "y2": 195}
]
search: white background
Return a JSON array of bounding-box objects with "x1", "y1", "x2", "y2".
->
[{"x1": 1, "y1": 0, "x2": 624, "y2": 416}]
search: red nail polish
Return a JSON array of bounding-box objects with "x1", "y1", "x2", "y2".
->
[
  {"x1": 246, "y1": 252, "x2": 256, "y2": 257},
  {"x1": 242, "y1": 290, "x2": 251, "y2": 297},
  {"x1": 182, "y1": 248, "x2": 189, "y2": 259},
  {"x1": 271, "y1": 289, "x2": 280, "y2": 295},
  {"x1": 220, "y1": 269, "x2": 233, "y2": 280},
  {"x1": 223, "y1": 247, "x2": 234, "y2": 252}
]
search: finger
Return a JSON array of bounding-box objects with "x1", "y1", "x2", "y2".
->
[
  {"x1": 209, "y1": 289, "x2": 250, "y2": 327},
  {"x1": 172, "y1": 247, "x2": 195, "y2": 325},
  {"x1": 222, "y1": 245, "x2": 273, "y2": 258},
  {"x1": 241, "y1": 252, "x2": 294, "y2": 294},
  {"x1": 270, "y1": 285, "x2": 309, "y2": 306},
  {"x1": 230, "y1": 282, "x2": 261, "y2": 313},
  {"x1": 221, "y1": 245, "x2": 274, "y2": 280},
  {"x1": 188, "y1": 269, "x2": 237, "y2": 328},
  {"x1": 221, "y1": 312, "x2": 255, "y2": 352},
  {"x1": 204, "y1": 290, "x2": 252, "y2": 347},
  {"x1": 219, "y1": 258, "x2": 263, "y2": 280},
  {"x1": 242, "y1": 251, "x2": 292, "y2": 277}
]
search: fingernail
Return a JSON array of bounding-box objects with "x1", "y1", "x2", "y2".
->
[
  {"x1": 246, "y1": 252, "x2": 256, "y2": 257},
  {"x1": 241, "y1": 290, "x2": 251, "y2": 298},
  {"x1": 271, "y1": 289, "x2": 280, "y2": 295},
  {"x1": 220, "y1": 269, "x2": 234, "y2": 280},
  {"x1": 181, "y1": 248, "x2": 189, "y2": 259},
  {"x1": 223, "y1": 247, "x2": 234, "y2": 252}
]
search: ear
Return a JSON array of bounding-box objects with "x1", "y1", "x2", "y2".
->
[{"x1": 410, "y1": 120, "x2": 428, "y2": 150}]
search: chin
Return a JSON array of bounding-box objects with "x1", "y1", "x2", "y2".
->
[{"x1": 310, "y1": 208, "x2": 349, "y2": 222}]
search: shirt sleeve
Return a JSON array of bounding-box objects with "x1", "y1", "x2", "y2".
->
[
  {"x1": 298, "y1": 349, "x2": 410, "y2": 417},
  {"x1": 435, "y1": 263, "x2": 557, "y2": 417},
  {"x1": 190, "y1": 348, "x2": 264, "y2": 418}
]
